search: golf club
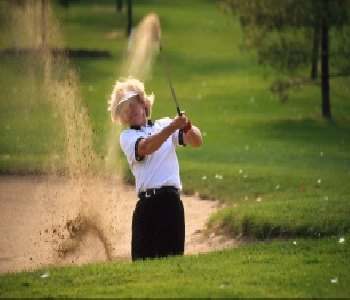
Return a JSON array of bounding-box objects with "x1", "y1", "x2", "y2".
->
[{"x1": 159, "y1": 44, "x2": 182, "y2": 116}]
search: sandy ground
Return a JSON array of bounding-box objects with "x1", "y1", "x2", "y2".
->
[{"x1": 0, "y1": 175, "x2": 238, "y2": 274}]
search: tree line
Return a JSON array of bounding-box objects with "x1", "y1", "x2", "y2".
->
[{"x1": 225, "y1": 0, "x2": 350, "y2": 120}]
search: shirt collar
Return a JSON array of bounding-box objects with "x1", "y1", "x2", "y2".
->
[{"x1": 130, "y1": 119, "x2": 154, "y2": 130}]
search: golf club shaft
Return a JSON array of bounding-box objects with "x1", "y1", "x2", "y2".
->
[{"x1": 159, "y1": 45, "x2": 182, "y2": 116}]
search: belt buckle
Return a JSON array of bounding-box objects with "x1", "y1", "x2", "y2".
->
[{"x1": 145, "y1": 189, "x2": 155, "y2": 198}]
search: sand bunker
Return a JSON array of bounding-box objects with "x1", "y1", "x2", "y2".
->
[{"x1": 0, "y1": 175, "x2": 238, "y2": 274}]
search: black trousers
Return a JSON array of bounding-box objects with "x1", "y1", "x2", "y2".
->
[{"x1": 131, "y1": 188, "x2": 185, "y2": 261}]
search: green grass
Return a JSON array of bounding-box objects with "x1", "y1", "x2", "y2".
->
[
  {"x1": 0, "y1": 0, "x2": 349, "y2": 238},
  {"x1": 1, "y1": 235, "x2": 349, "y2": 298},
  {"x1": 1, "y1": 0, "x2": 350, "y2": 297},
  {"x1": 0, "y1": 56, "x2": 63, "y2": 173}
]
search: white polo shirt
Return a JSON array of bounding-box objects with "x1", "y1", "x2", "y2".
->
[{"x1": 119, "y1": 118, "x2": 186, "y2": 193}]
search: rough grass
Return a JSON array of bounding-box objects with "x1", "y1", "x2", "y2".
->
[{"x1": 1, "y1": 235, "x2": 349, "y2": 298}]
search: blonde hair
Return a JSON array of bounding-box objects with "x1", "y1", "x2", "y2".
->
[{"x1": 108, "y1": 77, "x2": 155, "y2": 123}]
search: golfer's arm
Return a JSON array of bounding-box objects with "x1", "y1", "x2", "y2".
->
[
  {"x1": 184, "y1": 125, "x2": 203, "y2": 148},
  {"x1": 138, "y1": 124, "x2": 177, "y2": 156}
]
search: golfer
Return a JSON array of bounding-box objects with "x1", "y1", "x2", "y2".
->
[{"x1": 108, "y1": 77, "x2": 203, "y2": 260}]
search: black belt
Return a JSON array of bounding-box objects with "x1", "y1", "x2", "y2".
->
[{"x1": 138, "y1": 185, "x2": 179, "y2": 199}]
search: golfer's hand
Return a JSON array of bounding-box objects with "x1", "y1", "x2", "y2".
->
[
  {"x1": 179, "y1": 111, "x2": 192, "y2": 132},
  {"x1": 171, "y1": 114, "x2": 188, "y2": 130}
]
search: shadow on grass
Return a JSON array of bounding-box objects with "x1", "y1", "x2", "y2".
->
[
  {"x1": 255, "y1": 117, "x2": 350, "y2": 146},
  {"x1": 0, "y1": 48, "x2": 112, "y2": 58},
  {"x1": 158, "y1": 50, "x2": 254, "y2": 76}
]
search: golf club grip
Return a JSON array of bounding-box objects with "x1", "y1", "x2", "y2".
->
[
  {"x1": 178, "y1": 109, "x2": 191, "y2": 132},
  {"x1": 177, "y1": 107, "x2": 182, "y2": 116}
]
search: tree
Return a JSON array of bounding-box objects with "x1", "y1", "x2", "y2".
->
[
  {"x1": 320, "y1": 0, "x2": 331, "y2": 118},
  {"x1": 116, "y1": 0, "x2": 123, "y2": 12},
  {"x1": 126, "y1": 0, "x2": 132, "y2": 37},
  {"x1": 41, "y1": 0, "x2": 48, "y2": 50},
  {"x1": 225, "y1": 0, "x2": 350, "y2": 120},
  {"x1": 58, "y1": 0, "x2": 70, "y2": 9}
]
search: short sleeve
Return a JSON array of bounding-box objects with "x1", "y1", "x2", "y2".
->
[
  {"x1": 157, "y1": 117, "x2": 186, "y2": 147},
  {"x1": 119, "y1": 131, "x2": 145, "y2": 165}
]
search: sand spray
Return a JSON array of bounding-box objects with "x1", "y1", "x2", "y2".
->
[{"x1": 3, "y1": 1, "x2": 161, "y2": 267}]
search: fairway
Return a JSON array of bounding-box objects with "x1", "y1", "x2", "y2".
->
[{"x1": 0, "y1": 0, "x2": 349, "y2": 298}]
